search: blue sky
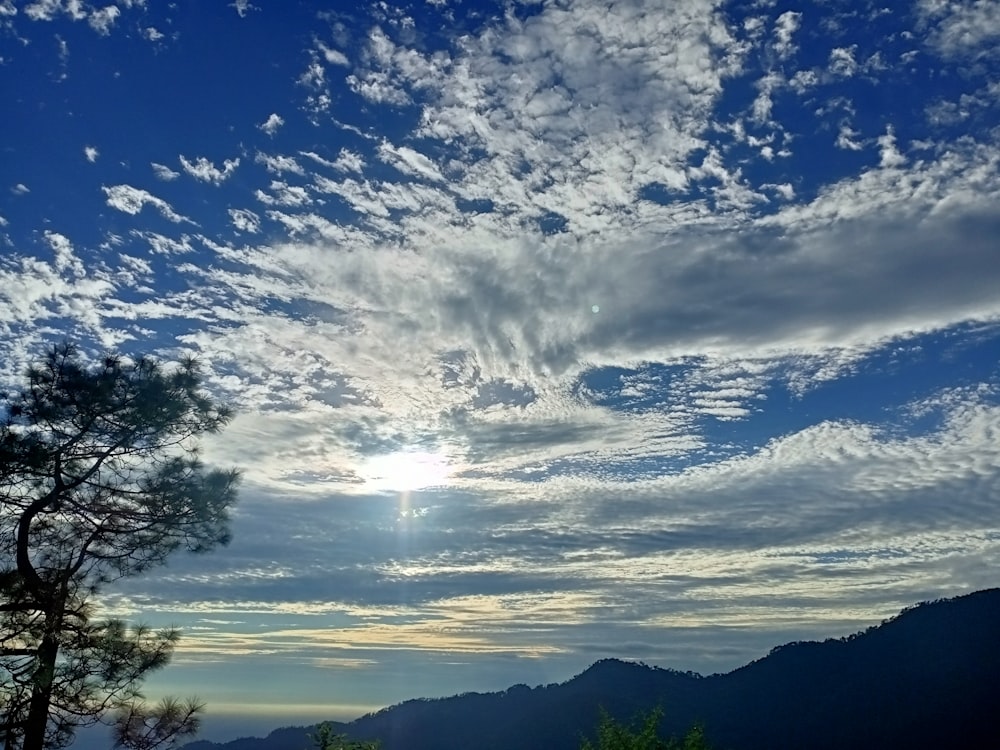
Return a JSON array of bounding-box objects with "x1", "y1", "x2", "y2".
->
[{"x1": 2, "y1": 0, "x2": 1000, "y2": 741}]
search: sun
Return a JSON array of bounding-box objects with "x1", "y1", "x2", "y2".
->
[{"x1": 360, "y1": 450, "x2": 451, "y2": 492}]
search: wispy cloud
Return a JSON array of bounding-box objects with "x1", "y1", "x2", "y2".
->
[
  {"x1": 259, "y1": 113, "x2": 284, "y2": 136},
  {"x1": 179, "y1": 155, "x2": 241, "y2": 185},
  {"x1": 20, "y1": 0, "x2": 139, "y2": 33},
  {"x1": 919, "y1": 0, "x2": 1000, "y2": 59},
  {"x1": 230, "y1": 0, "x2": 255, "y2": 18},
  {"x1": 102, "y1": 184, "x2": 193, "y2": 223},
  {"x1": 228, "y1": 208, "x2": 261, "y2": 234},
  {"x1": 255, "y1": 153, "x2": 306, "y2": 176},
  {"x1": 151, "y1": 162, "x2": 181, "y2": 181},
  {"x1": 772, "y1": 11, "x2": 801, "y2": 59},
  {"x1": 87, "y1": 4, "x2": 119, "y2": 35}
]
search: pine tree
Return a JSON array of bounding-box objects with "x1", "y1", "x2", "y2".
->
[{"x1": 1, "y1": 343, "x2": 240, "y2": 750}]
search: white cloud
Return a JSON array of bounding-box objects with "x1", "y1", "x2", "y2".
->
[
  {"x1": 877, "y1": 127, "x2": 906, "y2": 168},
  {"x1": 179, "y1": 155, "x2": 240, "y2": 185},
  {"x1": 377, "y1": 141, "x2": 445, "y2": 182},
  {"x1": 230, "y1": 0, "x2": 256, "y2": 18},
  {"x1": 44, "y1": 231, "x2": 85, "y2": 277},
  {"x1": 84, "y1": 145, "x2": 99, "y2": 162},
  {"x1": 134, "y1": 231, "x2": 195, "y2": 255},
  {"x1": 265, "y1": 210, "x2": 354, "y2": 243},
  {"x1": 318, "y1": 41, "x2": 349, "y2": 67},
  {"x1": 345, "y1": 28, "x2": 417, "y2": 105},
  {"x1": 229, "y1": 208, "x2": 262, "y2": 234},
  {"x1": 354, "y1": 0, "x2": 750, "y2": 233},
  {"x1": 55, "y1": 35, "x2": 69, "y2": 71},
  {"x1": 301, "y1": 149, "x2": 365, "y2": 173},
  {"x1": 24, "y1": 0, "x2": 83, "y2": 22},
  {"x1": 88, "y1": 5, "x2": 119, "y2": 34},
  {"x1": 772, "y1": 10, "x2": 801, "y2": 59},
  {"x1": 346, "y1": 71, "x2": 411, "y2": 106},
  {"x1": 102, "y1": 184, "x2": 192, "y2": 223},
  {"x1": 259, "y1": 113, "x2": 284, "y2": 136},
  {"x1": 763, "y1": 182, "x2": 795, "y2": 200},
  {"x1": 151, "y1": 162, "x2": 180, "y2": 181},
  {"x1": 0, "y1": 234, "x2": 116, "y2": 354},
  {"x1": 297, "y1": 52, "x2": 332, "y2": 119},
  {"x1": 828, "y1": 46, "x2": 858, "y2": 77},
  {"x1": 254, "y1": 180, "x2": 313, "y2": 207},
  {"x1": 920, "y1": 0, "x2": 1000, "y2": 58},
  {"x1": 90, "y1": 2, "x2": 997, "y2": 439},
  {"x1": 116, "y1": 252, "x2": 154, "y2": 284},
  {"x1": 788, "y1": 69, "x2": 818, "y2": 93},
  {"x1": 298, "y1": 58, "x2": 325, "y2": 89},
  {"x1": 751, "y1": 71, "x2": 783, "y2": 123},
  {"x1": 21, "y1": 0, "x2": 139, "y2": 31},
  {"x1": 11, "y1": 183, "x2": 30, "y2": 195},
  {"x1": 255, "y1": 152, "x2": 305, "y2": 176},
  {"x1": 170, "y1": 135, "x2": 1000, "y2": 457},
  {"x1": 835, "y1": 123, "x2": 863, "y2": 151},
  {"x1": 761, "y1": 140, "x2": 1000, "y2": 231}
]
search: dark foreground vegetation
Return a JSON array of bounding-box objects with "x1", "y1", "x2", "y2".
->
[
  {"x1": 182, "y1": 587, "x2": 1000, "y2": 750},
  {"x1": 308, "y1": 707, "x2": 713, "y2": 750},
  {"x1": 1, "y1": 344, "x2": 240, "y2": 750}
]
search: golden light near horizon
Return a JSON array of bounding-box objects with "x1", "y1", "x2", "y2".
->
[{"x1": 361, "y1": 450, "x2": 452, "y2": 493}]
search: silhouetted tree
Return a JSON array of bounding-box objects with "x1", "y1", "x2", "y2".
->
[
  {"x1": 309, "y1": 721, "x2": 380, "y2": 750},
  {"x1": 581, "y1": 708, "x2": 712, "y2": 750},
  {"x1": 0, "y1": 343, "x2": 240, "y2": 750},
  {"x1": 113, "y1": 696, "x2": 206, "y2": 750}
]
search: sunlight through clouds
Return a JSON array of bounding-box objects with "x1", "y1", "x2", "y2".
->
[{"x1": 361, "y1": 451, "x2": 453, "y2": 493}]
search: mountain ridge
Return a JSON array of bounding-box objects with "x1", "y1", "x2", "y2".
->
[{"x1": 183, "y1": 587, "x2": 1000, "y2": 750}]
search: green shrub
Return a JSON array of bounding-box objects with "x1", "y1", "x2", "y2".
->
[{"x1": 581, "y1": 707, "x2": 712, "y2": 750}]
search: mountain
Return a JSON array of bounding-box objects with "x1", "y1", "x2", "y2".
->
[{"x1": 182, "y1": 588, "x2": 1000, "y2": 750}]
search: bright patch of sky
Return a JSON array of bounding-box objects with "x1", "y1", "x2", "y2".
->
[{"x1": 2, "y1": 0, "x2": 999, "y2": 742}]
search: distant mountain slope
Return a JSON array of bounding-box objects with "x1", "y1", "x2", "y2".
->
[{"x1": 183, "y1": 588, "x2": 1000, "y2": 750}]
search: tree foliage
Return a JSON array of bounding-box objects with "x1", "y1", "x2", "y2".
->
[
  {"x1": 309, "y1": 721, "x2": 380, "y2": 750},
  {"x1": 113, "y1": 696, "x2": 206, "y2": 750},
  {"x1": 1, "y1": 343, "x2": 240, "y2": 750},
  {"x1": 580, "y1": 708, "x2": 713, "y2": 750}
]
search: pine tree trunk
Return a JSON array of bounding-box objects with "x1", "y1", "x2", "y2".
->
[{"x1": 21, "y1": 633, "x2": 58, "y2": 750}]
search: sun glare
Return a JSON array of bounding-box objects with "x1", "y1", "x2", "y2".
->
[{"x1": 361, "y1": 450, "x2": 451, "y2": 492}]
